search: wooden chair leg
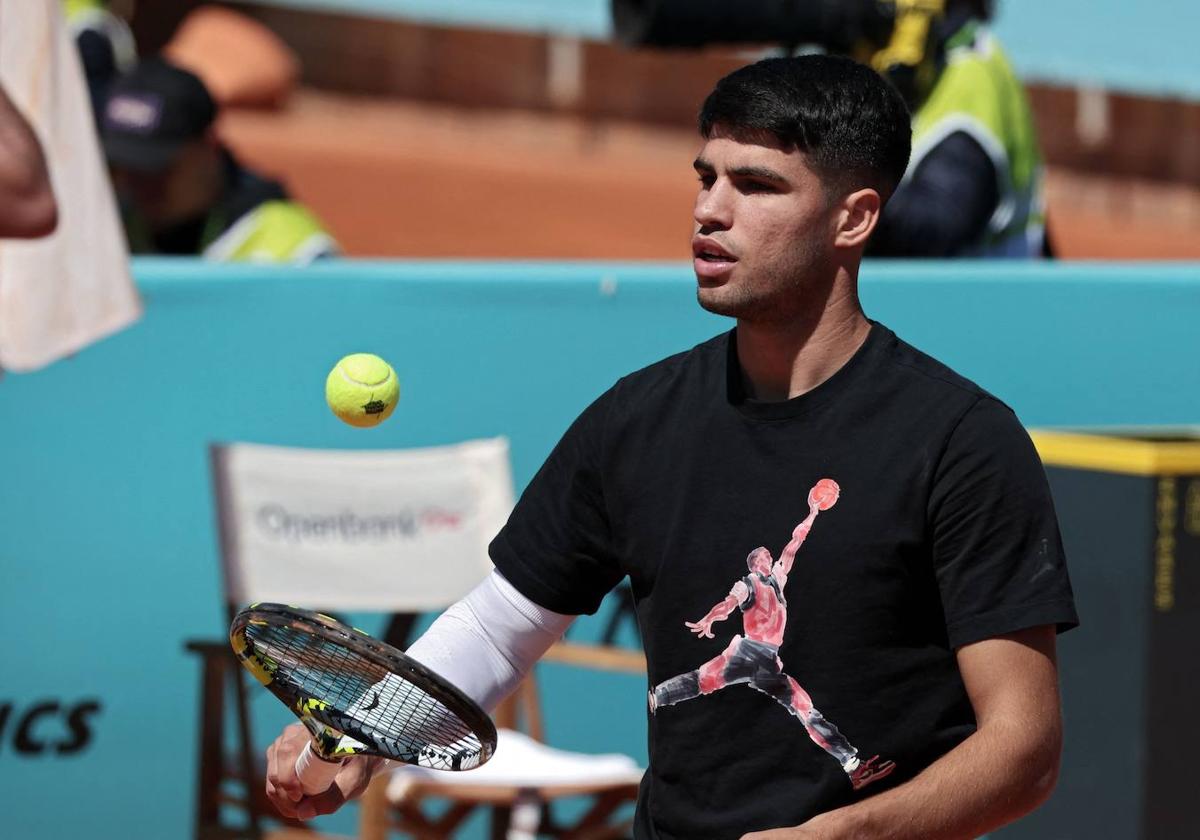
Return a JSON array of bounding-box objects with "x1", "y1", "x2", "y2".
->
[
  {"x1": 195, "y1": 648, "x2": 227, "y2": 839},
  {"x1": 559, "y1": 788, "x2": 636, "y2": 839},
  {"x1": 517, "y1": 682, "x2": 544, "y2": 744},
  {"x1": 359, "y1": 775, "x2": 390, "y2": 840},
  {"x1": 489, "y1": 803, "x2": 513, "y2": 840},
  {"x1": 232, "y1": 663, "x2": 263, "y2": 838},
  {"x1": 438, "y1": 801, "x2": 478, "y2": 835},
  {"x1": 392, "y1": 798, "x2": 480, "y2": 840}
]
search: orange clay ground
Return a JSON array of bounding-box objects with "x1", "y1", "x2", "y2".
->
[{"x1": 220, "y1": 89, "x2": 1200, "y2": 260}]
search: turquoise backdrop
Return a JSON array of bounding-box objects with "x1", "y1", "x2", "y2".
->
[{"x1": 1, "y1": 259, "x2": 1198, "y2": 838}]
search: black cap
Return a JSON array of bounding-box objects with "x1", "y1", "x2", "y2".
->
[{"x1": 102, "y1": 57, "x2": 217, "y2": 172}]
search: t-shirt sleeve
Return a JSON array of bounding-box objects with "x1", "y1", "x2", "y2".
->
[
  {"x1": 929, "y1": 396, "x2": 1079, "y2": 649},
  {"x1": 488, "y1": 387, "x2": 623, "y2": 616}
]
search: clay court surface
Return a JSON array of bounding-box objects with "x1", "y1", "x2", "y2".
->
[{"x1": 220, "y1": 89, "x2": 1200, "y2": 261}]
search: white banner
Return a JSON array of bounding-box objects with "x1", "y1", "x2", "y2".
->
[{"x1": 214, "y1": 438, "x2": 513, "y2": 611}]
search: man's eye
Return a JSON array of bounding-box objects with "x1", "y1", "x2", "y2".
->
[{"x1": 697, "y1": 175, "x2": 715, "y2": 187}]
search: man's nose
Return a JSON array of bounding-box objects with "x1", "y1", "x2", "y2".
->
[{"x1": 694, "y1": 181, "x2": 732, "y2": 231}]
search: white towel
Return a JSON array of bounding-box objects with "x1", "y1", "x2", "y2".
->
[
  {"x1": 387, "y1": 727, "x2": 643, "y2": 793},
  {"x1": 0, "y1": 0, "x2": 141, "y2": 373}
]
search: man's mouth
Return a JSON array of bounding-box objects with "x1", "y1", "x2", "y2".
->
[{"x1": 692, "y1": 238, "x2": 737, "y2": 263}]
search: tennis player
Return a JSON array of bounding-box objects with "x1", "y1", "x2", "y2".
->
[{"x1": 266, "y1": 54, "x2": 1076, "y2": 839}]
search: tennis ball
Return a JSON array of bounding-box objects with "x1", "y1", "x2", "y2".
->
[{"x1": 325, "y1": 353, "x2": 399, "y2": 428}]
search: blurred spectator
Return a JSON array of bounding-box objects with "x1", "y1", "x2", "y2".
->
[
  {"x1": 613, "y1": 0, "x2": 1045, "y2": 258},
  {"x1": 63, "y1": 0, "x2": 137, "y2": 124},
  {"x1": 870, "y1": 0, "x2": 1047, "y2": 257},
  {"x1": 101, "y1": 57, "x2": 336, "y2": 262},
  {"x1": 0, "y1": 84, "x2": 58, "y2": 239}
]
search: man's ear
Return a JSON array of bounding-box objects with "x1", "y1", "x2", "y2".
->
[{"x1": 834, "y1": 188, "x2": 883, "y2": 250}]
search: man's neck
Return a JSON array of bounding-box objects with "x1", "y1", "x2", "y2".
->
[{"x1": 735, "y1": 293, "x2": 871, "y2": 402}]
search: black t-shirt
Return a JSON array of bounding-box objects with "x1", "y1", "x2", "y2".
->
[{"x1": 490, "y1": 323, "x2": 1078, "y2": 839}]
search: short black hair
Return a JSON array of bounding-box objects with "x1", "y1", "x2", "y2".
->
[{"x1": 699, "y1": 54, "x2": 912, "y2": 202}]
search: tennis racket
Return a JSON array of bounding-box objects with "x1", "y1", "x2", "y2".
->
[{"x1": 230, "y1": 603, "x2": 497, "y2": 795}]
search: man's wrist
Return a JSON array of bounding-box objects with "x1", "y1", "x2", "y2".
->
[{"x1": 807, "y1": 804, "x2": 871, "y2": 839}]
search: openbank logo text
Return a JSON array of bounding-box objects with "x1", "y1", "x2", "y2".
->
[{"x1": 255, "y1": 504, "x2": 466, "y2": 543}]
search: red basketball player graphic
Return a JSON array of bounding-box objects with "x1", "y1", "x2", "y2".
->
[{"x1": 648, "y1": 478, "x2": 896, "y2": 791}]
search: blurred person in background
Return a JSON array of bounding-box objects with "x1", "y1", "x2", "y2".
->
[
  {"x1": 869, "y1": 0, "x2": 1048, "y2": 257},
  {"x1": 0, "y1": 83, "x2": 58, "y2": 239},
  {"x1": 101, "y1": 57, "x2": 336, "y2": 263},
  {"x1": 63, "y1": 0, "x2": 137, "y2": 124},
  {"x1": 614, "y1": 0, "x2": 1048, "y2": 257}
]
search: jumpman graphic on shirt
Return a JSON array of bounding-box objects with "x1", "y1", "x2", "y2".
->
[{"x1": 648, "y1": 478, "x2": 896, "y2": 791}]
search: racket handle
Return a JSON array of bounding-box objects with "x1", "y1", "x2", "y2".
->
[{"x1": 295, "y1": 740, "x2": 344, "y2": 796}]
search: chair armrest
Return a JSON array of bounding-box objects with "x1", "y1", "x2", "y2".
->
[
  {"x1": 184, "y1": 638, "x2": 235, "y2": 658},
  {"x1": 542, "y1": 641, "x2": 646, "y2": 674}
]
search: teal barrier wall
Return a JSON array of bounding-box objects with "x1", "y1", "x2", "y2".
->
[{"x1": 1, "y1": 259, "x2": 1198, "y2": 839}]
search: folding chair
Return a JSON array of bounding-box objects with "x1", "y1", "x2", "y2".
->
[
  {"x1": 361, "y1": 637, "x2": 646, "y2": 840},
  {"x1": 188, "y1": 437, "x2": 511, "y2": 839},
  {"x1": 187, "y1": 438, "x2": 643, "y2": 840}
]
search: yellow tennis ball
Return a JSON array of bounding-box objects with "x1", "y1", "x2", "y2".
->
[{"x1": 325, "y1": 353, "x2": 399, "y2": 428}]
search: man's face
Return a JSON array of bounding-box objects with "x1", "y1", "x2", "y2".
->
[
  {"x1": 111, "y1": 139, "x2": 220, "y2": 230},
  {"x1": 691, "y1": 127, "x2": 838, "y2": 323}
]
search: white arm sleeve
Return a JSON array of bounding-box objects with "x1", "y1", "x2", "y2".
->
[{"x1": 404, "y1": 569, "x2": 575, "y2": 713}]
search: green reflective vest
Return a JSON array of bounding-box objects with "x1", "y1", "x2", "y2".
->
[
  {"x1": 201, "y1": 200, "x2": 337, "y2": 264},
  {"x1": 911, "y1": 21, "x2": 1045, "y2": 256}
]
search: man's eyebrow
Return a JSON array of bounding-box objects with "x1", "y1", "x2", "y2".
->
[
  {"x1": 691, "y1": 158, "x2": 788, "y2": 183},
  {"x1": 729, "y1": 165, "x2": 787, "y2": 183}
]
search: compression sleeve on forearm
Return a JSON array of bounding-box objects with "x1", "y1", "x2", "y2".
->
[{"x1": 404, "y1": 569, "x2": 576, "y2": 713}]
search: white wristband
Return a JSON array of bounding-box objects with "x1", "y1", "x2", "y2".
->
[{"x1": 295, "y1": 740, "x2": 344, "y2": 796}]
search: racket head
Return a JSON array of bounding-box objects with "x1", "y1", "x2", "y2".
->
[{"x1": 230, "y1": 602, "x2": 496, "y2": 771}]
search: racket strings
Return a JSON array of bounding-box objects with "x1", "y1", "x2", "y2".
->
[
  {"x1": 373, "y1": 671, "x2": 474, "y2": 746},
  {"x1": 245, "y1": 622, "x2": 483, "y2": 769}
]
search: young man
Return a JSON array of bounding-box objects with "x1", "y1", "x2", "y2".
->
[{"x1": 265, "y1": 55, "x2": 1076, "y2": 839}]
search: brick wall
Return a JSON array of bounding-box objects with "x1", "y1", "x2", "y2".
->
[{"x1": 133, "y1": 3, "x2": 1200, "y2": 186}]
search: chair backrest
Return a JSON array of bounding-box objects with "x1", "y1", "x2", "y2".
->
[{"x1": 211, "y1": 437, "x2": 514, "y2": 612}]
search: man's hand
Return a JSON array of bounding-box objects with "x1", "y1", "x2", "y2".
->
[
  {"x1": 264, "y1": 722, "x2": 380, "y2": 821},
  {"x1": 686, "y1": 587, "x2": 744, "y2": 638},
  {"x1": 741, "y1": 813, "x2": 835, "y2": 839},
  {"x1": 745, "y1": 627, "x2": 1062, "y2": 840}
]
